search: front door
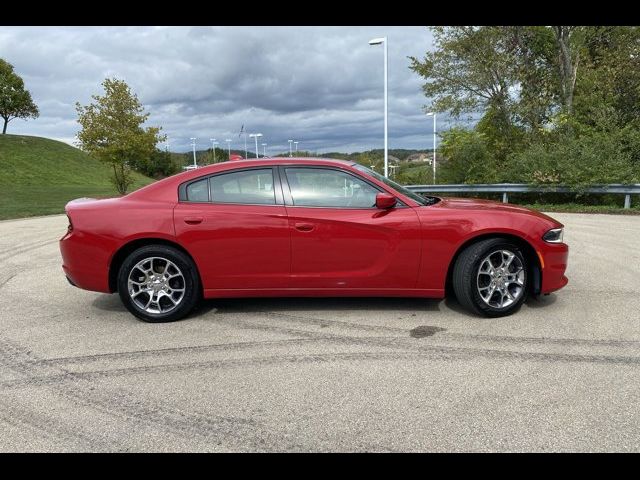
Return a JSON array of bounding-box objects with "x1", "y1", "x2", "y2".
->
[{"x1": 281, "y1": 166, "x2": 422, "y2": 290}]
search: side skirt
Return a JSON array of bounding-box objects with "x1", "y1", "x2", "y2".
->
[{"x1": 203, "y1": 288, "x2": 445, "y2": 299}]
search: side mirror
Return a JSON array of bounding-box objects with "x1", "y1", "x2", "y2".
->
[{"x1": 375, "y1": 192, "x2": 397, "y2": 209}]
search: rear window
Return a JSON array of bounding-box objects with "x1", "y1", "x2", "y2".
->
[
  {"x1": 210, "y1": 169, "x2": 275, "y2": 205},
  {"x1": 185, "y1": 178, "x2": 209, "y2": 202}
]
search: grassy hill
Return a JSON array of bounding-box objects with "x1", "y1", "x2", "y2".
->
[{"x1": 0, "y1": 134, "x2": 153, "y2": 220}]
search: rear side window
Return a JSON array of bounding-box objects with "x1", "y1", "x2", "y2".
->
[
  {"x1": 186, "y1": 178, "x2": 209, "y2": 202},
  {"x1": 210, "y1": 169, "x2": 275, "y2": 205}
]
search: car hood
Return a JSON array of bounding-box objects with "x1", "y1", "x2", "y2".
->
[{"x1": 436, "y1": 197, "x2": 562, "y2": 225}]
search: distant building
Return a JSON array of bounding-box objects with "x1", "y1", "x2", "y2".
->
[{"x1": 406, "y1": 153, "x2": 432, "y2": 164}]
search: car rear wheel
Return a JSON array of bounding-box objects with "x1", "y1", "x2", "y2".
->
[
  {"x1": 452, "y1": 238, "x2": 528, "y2": 317},
  {"x1": 117, "y1": 245, "x2": 200, "y2": 322}
]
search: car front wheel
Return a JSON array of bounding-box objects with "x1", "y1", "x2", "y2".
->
[
  {"x1": 117, "y1": 245, "x2": 201, "y2": 322},
  {"x1": 452, "y1": 238, "x2": 529, "y2": 317}
]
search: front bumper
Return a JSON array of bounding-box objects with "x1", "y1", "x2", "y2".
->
[{"x1": 539, "y1": 242, "x2": 569, "y2": 294}]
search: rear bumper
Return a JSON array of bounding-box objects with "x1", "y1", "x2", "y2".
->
[
  {"x1": 540, "y1": 242, "x2": 569, "y2": 294},
  {"x1": 60, "y1": 231, "x2": 112, "y2": 293}
]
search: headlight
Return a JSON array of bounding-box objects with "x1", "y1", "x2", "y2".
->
[{"x1": 543, "y1": 227, "x2": 564, "y2": 243}]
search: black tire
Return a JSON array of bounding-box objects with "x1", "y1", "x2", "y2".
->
[
  {"x1": 452, "y1": 238, "x2": 529, "y2": 318},
  {"x1": 117, "y1": 245, "x2": 201, "y2": 323}
]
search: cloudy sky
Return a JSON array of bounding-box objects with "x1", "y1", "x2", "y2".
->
[{"x1": 0, "y1": 26, "x2": 466, "y2": 154}]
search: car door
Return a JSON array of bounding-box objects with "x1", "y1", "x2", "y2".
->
[
  {"x1": 173, "y1": 167, "x2": 290, "y2": 290},
  {"x1": 280, "y1": 166, "x2": 422, "y2": 290}
]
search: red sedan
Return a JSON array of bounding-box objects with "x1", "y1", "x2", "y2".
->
[{"x1": 60, "y1": 158, "x2": 569, "y2": 322}]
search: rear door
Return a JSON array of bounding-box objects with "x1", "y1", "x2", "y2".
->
[
  {"x1": 174, "y1": 167, "x2": 291, "y2": 290},
  {"x1": 280, "y1": 166, "x2": 422, "y2": 290}
]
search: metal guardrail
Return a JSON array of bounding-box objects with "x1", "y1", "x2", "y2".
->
[{"x1": 405, "y1": 183, "x2": 640, "y2": 209}]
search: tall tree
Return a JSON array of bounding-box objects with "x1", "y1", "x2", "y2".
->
[
  {"x1": 409, "y1": 27, "x2": 520, "y2": 128},
  {"x1": 553, "y1": 26, "x2": 583, "y2": 114},
  {"x1": 75, "y1": 78, "x2": 165, "y2": 194},
  {"x1": 0, "y1": 59, "x2": 39, "y2": 134}
]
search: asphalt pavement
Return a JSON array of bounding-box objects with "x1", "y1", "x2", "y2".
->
[{"x1": 0, "y1": 212, "x2": 639, "y2": 452}]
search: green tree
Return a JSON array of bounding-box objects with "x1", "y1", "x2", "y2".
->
[
  {"x1": 409, "y1": 27, "x2": 521, "y2": 128},
  {"x1": 129, "y1": 148, "x2": 177, "y2": 179},
  {"x1": 439, "y1": 127, "x2": 497, "y2": 184},
  {"x1": 75, "y1": 78, "x2": 165, "y2": 194},
  {"x1": 411, "y1": 26, "x2": 640, "y2": 189},
  {"x1": 0, "y1": 59, "x2": 39, "y2": 134}
]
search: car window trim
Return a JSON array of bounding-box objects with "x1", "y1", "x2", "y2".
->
[
  {"x1": 278, "y1": 165, "x2": 406, "y2": 209},
  {"x1": 178, "y1": 166, "x2": 284, "y2": 206}
]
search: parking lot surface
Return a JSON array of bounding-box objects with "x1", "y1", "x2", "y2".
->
[{"x1": 1, "y1": 212, "x2": 639, "y2": 452}]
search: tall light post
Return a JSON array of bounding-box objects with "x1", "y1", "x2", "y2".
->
[
  {"x1": 294, "y1": 141, "x2": 299, "y2": 154},
  {"x1": 426, "y1": 112, "x2": 437, "y2": 184},
  {"x1": 225, "y1": 139, "x2": 232, "y2": 160},
  {"x1": 210, "y1": 138, "x2": 219, "y2": 163},
  {"x1": 262, "y1": 143, "x2": 267, "y2": 158},
  {"x1": 249, "y1": 133, "x2": 263, "y2": 159},
  {"x1": 190, "y1": 137, "x2": 197, "y2": 168},
  {"x1": 369, "y1": 36, "x2": 388, "y2": 178},
  {"x1": 288, "y1": 139, "x2": 293, "y2": 157}
]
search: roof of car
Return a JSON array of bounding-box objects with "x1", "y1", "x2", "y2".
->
[
  {"x1": 126, "y1": 157, "x2": 358, "y2": 202},
  {"x1": 202, "y1": 157, "x2": 354, "y2": 169}
]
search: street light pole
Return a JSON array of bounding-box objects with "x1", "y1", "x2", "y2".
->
[
  {"x1": 294, "y1": 141, "x2": 299, "y2": 154},
  {"x1": 249, "y1": 133, "x2": 263, "y2": 159},
  {"x1": 262, "y1": 143, "x2": 267, "y2": 157},
  {"x1": 225, "y1": 139, "x2": 231, "y2": 160},
  {"x1": 288, "y1": 140, "x2": 293, "y2": 157},
  {"x1": 190, "y1": 137, "x2": 197, "y2": 168},
  {"x1": 244, "y1": 132, "x2": 248, "y2": 159},
  {"x1": 210, "y1": 138, "x2": 217, "y2": 164},
  {"x1": 426, "y1": 112, "x2": 437, "y2": 184},
  {"x1": 369, "y1": 36, "x2": 388, "y2": 178}
]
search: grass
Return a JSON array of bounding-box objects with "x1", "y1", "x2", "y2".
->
[{"x1": 0, "y1": 134, "x2": 153, "y2": 220}]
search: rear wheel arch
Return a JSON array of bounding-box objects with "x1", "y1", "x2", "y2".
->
[
  {"x1": 109, "y1": 238, "x2": 202, "y2": 293},
  {"x1": 444, "y1": 232, "x2": 542, "y2": 297}
]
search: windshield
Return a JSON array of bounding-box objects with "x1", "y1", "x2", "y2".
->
[{"x1": 353, "y1": 164, "x2": 434, "y2": 206}]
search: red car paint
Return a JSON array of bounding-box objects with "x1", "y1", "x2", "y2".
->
[{"x1": 60, "y1": 158, "x2": 568, "y2": 299}]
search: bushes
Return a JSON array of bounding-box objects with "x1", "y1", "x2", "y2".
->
[
  {"x1": 507, "y1": 113, "x2": 640, "y2": 190},
  {"x1": 438, "y1": 128, "x2": 498, "y2": 184},
  {"x1": 438, "y1": 113, "x2": 640, "y2": 190}
]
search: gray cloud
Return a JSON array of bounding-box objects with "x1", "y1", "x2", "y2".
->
[{"x1": 0, "y1": 26, "x2": 463, "y2": 154}]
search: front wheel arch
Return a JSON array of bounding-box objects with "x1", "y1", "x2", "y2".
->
[
  {"x1": 444, "y1": 233, "x2": 542, "y2": 298},
  {"x1": 109, "y1": 238, "x2": 202, "y2": 294}
]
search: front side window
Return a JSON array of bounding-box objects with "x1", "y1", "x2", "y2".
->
[
  {"x1": 353, "y1": 163, "x2": 434, "y2": 206},
  {"x1": 285, "y1": 167, "x2": 379, "y2": 208},
  {"x1": 210, "y1": 168, "x2": 275, "y2": 205}
]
